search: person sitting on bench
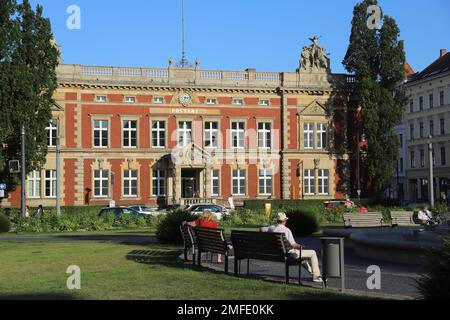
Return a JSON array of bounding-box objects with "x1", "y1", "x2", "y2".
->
[
  {"x1": 418, "y1": 207, "x2": 435, "y2": 226},
  {"x1": 266, "y1": 212, "x2": 323, "y2": 283}
]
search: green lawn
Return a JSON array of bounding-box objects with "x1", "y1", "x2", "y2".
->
[{"x1": 0, "y1": 238, "x2": 362, "y2": 300}]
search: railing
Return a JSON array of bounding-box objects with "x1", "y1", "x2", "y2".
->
[
  {"x1": 80, "y1": 66, "x2": 169, "y2": 79},
  {"x1": 181, "y1": 198, "x2": 216, "y2": 206}
]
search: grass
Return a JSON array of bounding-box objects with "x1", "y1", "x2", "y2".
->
[{"x1": 0, "y1": 237, "x2": 364, "y2": 300}]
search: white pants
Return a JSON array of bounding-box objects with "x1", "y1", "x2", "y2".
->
[{"x1": 290, "y1": 249, "x2": 321, "y2": 278}]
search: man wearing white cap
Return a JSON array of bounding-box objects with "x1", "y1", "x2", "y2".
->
[{"x1": 267, "y1": 212, "x2": 322, "y2": 283}]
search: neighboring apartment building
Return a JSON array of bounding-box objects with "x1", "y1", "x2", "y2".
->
[
  {"x1": 405, "y1": 49, "x2": 450, "y2": 202},
  {"x1": 3, "y1": 39, "x2": 356, "y2": 208}
]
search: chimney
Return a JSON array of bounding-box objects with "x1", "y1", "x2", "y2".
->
[{"x1": 440, "y1": 49, "x2": 447, "y2": 57}]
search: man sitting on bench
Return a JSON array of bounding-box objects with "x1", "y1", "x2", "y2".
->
[{"x1": 266, "y1": 212, "x2": 323, "y2": 283}]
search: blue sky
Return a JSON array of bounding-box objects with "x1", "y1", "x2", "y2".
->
[{"x1": 30, "y1": 0, "x2": 450, "y2": 74}]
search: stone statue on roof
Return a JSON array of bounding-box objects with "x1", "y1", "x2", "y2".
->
[{"x1": 300, "y1": 36, "x2": 330, "y2": 73}]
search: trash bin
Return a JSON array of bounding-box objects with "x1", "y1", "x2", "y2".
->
[{"x1": 321, "y1": 237, "x2": 345, "y2": 291}]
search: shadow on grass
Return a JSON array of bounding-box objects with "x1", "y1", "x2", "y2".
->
[
  {"x1": 0, "y1": 293, "x2": 80, "y2": 300},
  {"x1": 53, "y1": 234, "x2": 158, "y2": 245}
]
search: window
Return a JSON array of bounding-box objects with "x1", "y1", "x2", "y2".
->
[
  {"x1": 231, "y1": 122, "x2": 245, "y2": 149},
  {"x1": 304, "y1": 123, "x2": 314, "y2": 149},
  {"x1": 429, "y1": 94, "x2": 434, "y2": 109},
  {"x1": 258, "y1": 123, "x2": 272, "y2": 149},
  {"x1": 152, "y1": 170, "x2": 166, "y2": 197},
  {"x1": 211, "y1": 170, "x2": 220, "y2": 197},
  {"x1": 206, "y1": 98, "x2": 217, "y2": 105},
  {"x1": 123, "y1": 120, "x2": 138, "y2": 148},
  {"x1": 410, "y1": 151, "x2": 415, "y2": 168},
  {"x1": 410, "y1": 124, "x2": 415, "y2": 141},
  {"x1": 125, "y1": 96, "x2": 136, "y2": 103},
  {"x1": 123, "y1": 170, "x2": 138, "y2": 197},
  {"x1": 27, "y1": 171, "x2": 41, "y2": 198},
  {"x1": 95, "y1": 95, "x2": 107, "y2": 103},
  {"x1": 420, "y1": 150, "x2": 425, "y2": 168},
  {"x1": 259, "y1": 99, "x2": 270, "y2": 106},
  {"x1": 409, "y1": 99, "x2": 414, "y2": 113},
  {"x1": 419, "y1": 96, "x2": 424, "y2": 111},
  {"x1": 441, "y1": 119, "x2": 445, "y2": 135},
  {"x1": 440, "y1": 91, "x2": 445, "y2": 106},
  {"x1": 258, "y1": 169, "x2": 273, "y2": 196},
  {"x1": 399, "y1": 134, "x2": 403, "y2": 148},
  {"x1": 441, "y1": 147, "x2": 447, "y2": 166},
  {"x1": 152, "y1": 121, "x2": 166, "y2": 148},
  {"x1": 304, "y1": 169, "x2": 315, "y2": 195},
  {"x1": 419, "y1": 122, "x2": 424, "y2": 138},
  {"x1": 318, "y1": 169, "x2": 329, "y2": 195},
  {"x1": 317, "y1": 123, "x2": 328, "y2": 149},
  {"x1": 232, "y1": 169, "x2": 246, "y2": 196},
  {"x1": 93, "y1": 120, "x2": 109, "y2": 148},
  {"x1": 430, "y1": 120, "x2": 434, "y2": 137},
  {"x1": 94, "y1": 170, "x2": 109, "y2": 198},
  {"x1": 205, "y1": 122, "x2": 219, "y2": 149},
  {"x1": 178, "y1": 121, "x2": 192, "y2": 147},
  {"x1": 399, "y1": 158, "x2": 404, "y2": 172},
  {"x1": 153, "y1": 97, "x2": 165, "y2": 104},
  {"x1": 45, "y1": 170, "x2": 56, "y2": 198},
  {"x1": 46, "y1": 119, "x2": 58, "y2": 147},
  {"x1": 233, "y1": 99, "x2": 244, "y2": 106}
]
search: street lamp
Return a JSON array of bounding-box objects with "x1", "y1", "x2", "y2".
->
[
  {"x1": 428, "y1": 135, "x2": 435, "y2": 208},
  {"x1": 356, "y1": 130, "x2": 366, "y2": 201}
]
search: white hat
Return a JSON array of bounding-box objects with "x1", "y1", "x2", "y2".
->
[{"x1": 277, "y1": 212, "x2": 289, "y2": 221}]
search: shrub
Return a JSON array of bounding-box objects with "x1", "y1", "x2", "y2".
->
[
  {"x1": 221, "y1": 209, "x2": 276, "y2": 228},
  {"x1": 417, "y1": 235, "x2": 450, "y2": 300},
  {"x1": 285, "y1": 210, "x2": 319, "y2": 236},
  {"x1": 156, "y1": 210, "x2": 198, "y2": 244},
  {"x1": 0, "y1": 213, "x2": 10, "y2": 233}
]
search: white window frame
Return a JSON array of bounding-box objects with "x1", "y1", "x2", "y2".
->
[
  {"x1": 44, "y1": 170, "x2": 57, "y2": 198},
  {"x1": 95, "y1": 95, "x2": 107, "y2": 103},
  {"x1": 122, "y1": 120, "x2": 138, "y2": 148},
  {"x1": 259, "y1": 99, "x2": 270, "y2": 106},
  {"x1": 123, "y1": 169, "x2": 138, "y2": 198},
  {"x1": 152, "y1": 170, "x2": 166, "y2": 197},
  {"x1": 232, "y1": 98, "x2": 244, "y2": 106},
  {"x1": 231, "y1": 121, "x2": 245, "y2": 149},
  {"x1": 258, "y1": 169, "x2": 273, "y2": 196},
  {"x1": 125, "y1": 96, "x2": 136, "y2": 103},
  {"x1": 232, "y1": 169, "x2": 246, "y2": 196},
  {"x1": 178, "y1": 121, "x2": 192, "y2": 147},
  {"x1": 258, "y1": 122, "x2": 272, "y2": 149},
  {"x1": 152, "y1": 120, "x2": 166, "y2": 148},
  {"x1": 93, "y1": 120, "x2": 109, "y2": 148},
  {"x1": 304, "y1": 123, "x2": 314, "y2": 149},
  {"x1": 205, "y1": 121, "x2": 219, "y2": 149},
  {"x1": 304, "y1": 169, "x2": 315, "y2": 195},
  {"x1": 94, "y1": 170, "x2": 109, "y2": 198},
  {"x1": 27, "y1": 170, "x2": 41, "y2": 199},
  {"x1": 153, "y1": 97, "x2": 165, "y2": 104},
  {"x1": 318, "y1": 169, "x2": 329, "y2": 195},
  {"x1": 317, "y1": 123, "x2": 328, "y2": 149},
  {"x1": 46, "y1": 119, "x2": 58, "y2": 147},
  {"x1": 206, "y1": 98, "x2": 217, "y2": 105},
  {"x1": 211, "y1": 170, "x2": 220, "y2": 197}
]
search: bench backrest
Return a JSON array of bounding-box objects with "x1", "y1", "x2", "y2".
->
[
  {"x1": 390, "y1": 211, "x2": 416, "y2": 226},
  {"x1": 231, "y1": 230, "x2": 289, "y2": 262},
  {"x1": 180, "y1": 224, "x2": 196, "y2": 248},
  {"x1": 195, "y1": 227, "x2": 228, "y2": 254},
  {"x1": 343, "y1": 212, "x2": 384, "y2": 228}
]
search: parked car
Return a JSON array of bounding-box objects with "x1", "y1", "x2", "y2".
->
[
  {"x1": 128, "y1": 205, "x2": 158, "y2": 216},
  {"x1": 186, "y1": 204, "x2": 230, "y2": 220},
  {"x1": 98, "y1": 207, "x2": 143, "y2": 219}
]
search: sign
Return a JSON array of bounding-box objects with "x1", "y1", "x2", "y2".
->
[
  {"x1": 0, "y1": 190, "x2": 5, "y2": 198},
  {"x1": 0, "y1": 184, "x2": 6, "y2": 190},
  {"x1": 150, "y1": 107, "x2": 221, "y2": 116}
]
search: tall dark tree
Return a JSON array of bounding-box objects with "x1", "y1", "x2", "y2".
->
[
  {"x1": 343, "y1": 0, "x2": 406, "y2": 193},
  {"x1": 0, "y1": 0, "x2": 58, "y2": 195}
]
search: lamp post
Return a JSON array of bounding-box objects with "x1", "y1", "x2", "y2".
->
[
  {"x1": 428, "y1": 136, "x2": 435, "y2": 208},
  {"x1": 21, "y1": 125, "x2": 26, "y2": 218}
]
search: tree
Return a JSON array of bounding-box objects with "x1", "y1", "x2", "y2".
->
[
  {"x1": 343, "y1": 0, "x2": 406, "y2": 193},
  {"x1": 0, "y1": 0, "x2": 59, "y2": 195}
]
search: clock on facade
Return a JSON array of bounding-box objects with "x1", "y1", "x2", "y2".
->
[{"x1": 179, "y1": 93, "x2": 192, "y2": 106}]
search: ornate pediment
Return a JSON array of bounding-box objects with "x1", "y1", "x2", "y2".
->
[
  {"x1": 299, "y1": 100, "x2": 330, "y2": 116},
  {"x1": 171, "y1": 143, "x2": 214, "y2": 166}
]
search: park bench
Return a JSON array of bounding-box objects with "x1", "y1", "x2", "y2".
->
[
  {"x1": 180, "y1": 224, "x2": 197, "y2": 265},
  {"x1": 343, "y1": 212, "x2": 390, "y2": 228},
  {"x1": 390, "y1": 211, "x2": 418, "y2": 227},
  {"x1": 194, "y1": 227, "x2": 232, "y2": 274},
  {"x1": 231, "y1": 230, "x2": 306, "y2": 285}
]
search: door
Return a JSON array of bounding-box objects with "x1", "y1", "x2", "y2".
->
[{"x1": 182, "y1": 178, "x2": 197, "y2": 198}]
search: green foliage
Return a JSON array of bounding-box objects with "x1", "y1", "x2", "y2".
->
[
  {"x1": 343, "y1": 0, "x2": 406, "y2": 192},
  {"x1": 0, "y1": 0, "x2": 59, "y2": 193},
  {"x1": 286, "y1": 210, "x2": 320, "y2": 237},
  {"x1": 221, "y1": 209, "x2": 277, "y2": 228},
  {"x1": 244, "y1": 200, "x2": 326, "y2": 211},
  {"x1": 156, "y1": 210, "x2": 198, "y2": 245},
  {"x1": 417, "y1": 235, "x2": 450, "y2": 300},
  {"x1": 0, "y1": 213, "x2": 10, "y2": 233}
]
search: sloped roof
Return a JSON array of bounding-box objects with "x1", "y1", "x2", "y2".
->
[{"x1": 410, "y1": 52, "x2": 450, "y2": 82}]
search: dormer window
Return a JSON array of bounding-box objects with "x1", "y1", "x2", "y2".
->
[
  {"x1": 125, "y1": 96, "x2": 136, "y2": 103},
  {"x1": 95, "y1": 95, "x2": 107, "y2": 103},
  {"x1": 259, "y1": 99, "x2": 270, "y2": 106},
  {"x1": 206, "y1": 98, "x2": 217, "y2": 105},
  {"x1": 153, "y1": 97, "x2": 165, "y2": 104}
]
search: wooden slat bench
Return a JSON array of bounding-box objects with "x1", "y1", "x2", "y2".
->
[
  {"x1": 343, "y1": 212, "x2": 390, "y2": 228},
  {"x1": 180, "y1": 224, "x2": 197, "y2": 265},
  {"x1": 231, "y1": 230, "x2": 306, "y2": 285},
  {"x1": 390, "y1": 211, "x2": 417, "y2": 227},
  {"x1": 195, "y1": 227, "x2": 232, "y2": 274}
]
